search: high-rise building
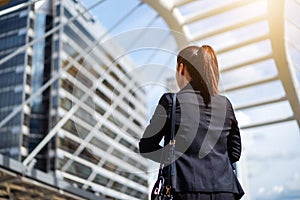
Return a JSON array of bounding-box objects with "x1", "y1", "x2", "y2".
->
[
  {"x1": 0, "y1": 0, "x2": 149, "y2": 199},
  {"x1": 0, "y1": 0, "x2": 34, "y2": 161}
]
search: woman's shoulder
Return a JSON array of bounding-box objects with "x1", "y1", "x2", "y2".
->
[
  {"x1": 212, "y1": 95, "x2": 235, "y2": 109},
  {"x1": 213, "y1": 94, "x2": 232, "y2": 102},
  {"x1": 214, "y1": 95, "x2": 237, "y2": 119}
]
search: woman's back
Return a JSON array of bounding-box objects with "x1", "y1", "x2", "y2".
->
[
  {"x1": 155, "y1": 89, "x2": 241, "y2": 193},
  {"x1": 139, "y1": 45, "x2": 244, "y2": 200},
  {"x1": 173, "y1": 88, "x2": 241, "y2": 190}
]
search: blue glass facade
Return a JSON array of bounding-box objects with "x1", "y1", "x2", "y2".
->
[
  {"x1": 0, "y1": 1, "x2": 31, "y2": 160},
  {"x1": 0, "y1": 0, "x2": 53, "y2": 170}
]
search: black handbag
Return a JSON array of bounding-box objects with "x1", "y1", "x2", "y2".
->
[{"x1": 151, "y1": 93, "x2": 176, "y2": 200}]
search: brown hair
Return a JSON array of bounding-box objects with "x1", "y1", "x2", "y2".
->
[{"x1": 177, "y1": 45, "x2": 219, "y2": 105}]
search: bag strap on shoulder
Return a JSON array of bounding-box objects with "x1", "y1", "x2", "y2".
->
[
  {"x1": 166, "y1": 93, "x2": 176, "y2": 193},
  {"x1": 170, "y1": 93, "x2": 177, "y2": 143}
]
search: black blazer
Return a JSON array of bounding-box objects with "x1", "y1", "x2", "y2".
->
[{"x1": 139, "y1": 85, "x2": 243, "y2": 195}]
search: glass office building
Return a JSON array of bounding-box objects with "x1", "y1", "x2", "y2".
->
[
  {"x1": 0, "y1": 0, "x2": 149, "y2": 199},
  {"x1": 0, "y1": 0, "x2": 34, "y2": 161}
]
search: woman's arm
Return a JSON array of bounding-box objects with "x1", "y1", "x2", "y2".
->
[
  {"x1": 227, "y1": 99, "x2": 242, "y2": 164},
  {"x1": 139, "y1": 93, "x2": 172, "y2": 162}
]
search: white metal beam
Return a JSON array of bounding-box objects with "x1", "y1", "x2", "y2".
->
[
  {"x1": 142, "y1": 0, "x2": 189, "y2": 49},
  {"x1": 173, "y1": 0, "x2": 195, "y2": 8},
  {"x1": 0, "y1": 0, "x2": 42, "y2": 17},
  {"x1": 235, "y1": 96, "x2": 287, "y2": 111},
  {"x1": 191, "y1": 14, "x2": 267, "y2": 42},
  {"x1": 182, "y1": 0, "x2": 259, "y2": 25},
  {"x1": 267, "y1": 0, "x2": 300, "y2": 127}
]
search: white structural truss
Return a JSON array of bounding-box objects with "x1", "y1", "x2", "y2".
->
[
  {"x1": 144, "y1": 0, "x2": 300, "y2": 128},
  {"x1": 0, "y1": 0, "x2": 300, "y2": 199}
]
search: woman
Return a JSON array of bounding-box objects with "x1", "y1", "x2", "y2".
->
[{"x1": 139, "y1": 45, "x2": 244, "y2": 200}]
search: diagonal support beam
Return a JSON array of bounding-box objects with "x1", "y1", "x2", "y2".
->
[
  {"x1": 142, "y1": 0, "x2": 189, "y2": 49},
  {"x1": 182, "y1": 0, "x2": 259, "y2": 25},
  {"x1": 191, "y1": 14, "x2": 267, "y2": 42},
  {"x1": 173, "y1": 0, "x2": 194, "y2": 8},
  {"x1": 267, "y1": 0, "x2": 300, "y2": 127},
  {"x1": 241, "y1": 116, "x2": 295, "y2": 129}
]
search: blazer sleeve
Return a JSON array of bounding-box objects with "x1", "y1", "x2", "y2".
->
[
  {"x1": 139, "y1": 93, "x2": 172, "y2": 162},
  {"x1": 226, "y1": 98, "x2": 242, "y2": 164}
]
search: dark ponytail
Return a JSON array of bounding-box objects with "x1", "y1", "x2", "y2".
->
[{"x1": 177, "y1": 45, "x2": 219, "y2": 106}]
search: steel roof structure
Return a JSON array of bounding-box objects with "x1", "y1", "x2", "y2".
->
[{"x1": 143, "y1": 0, "x2": 300, "y2": 129}]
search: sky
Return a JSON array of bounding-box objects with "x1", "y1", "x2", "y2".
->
[{"x1": 79, "y1": 1, "x2": 300, "y2": 199}]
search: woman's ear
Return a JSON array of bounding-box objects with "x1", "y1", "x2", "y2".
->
[{"x1": 178, "y1": 63, "x2": 184, "y2": 75}]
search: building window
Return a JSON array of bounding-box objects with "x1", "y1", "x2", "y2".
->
[
  {"x1": 100, "y1": 125, "x2": 117, "y2": 139},
  {"x1": 90, "y1": 137, "x2": 109, "y2": 151},
  {"x1": 66, "y1": 160, "x2": 92, "y2": 179},
  {"x1": 93, "y1": 174, "x2": 109, "y2": 186},
  {"x1": 23, "y1": 113, "x2": 30, "y2": 127},
  {"x1": 116, "y1": 106, "x2": 129, "y2": 118},
  {"x1": 58, "y1": 137, "x2": 79, "y2": 153},
  {"x1": 79, "y1": 148, "x2": 100, "y2": 164},
  {"x1": 103, "y1": 161, "x2": 117, "y2": 172},
  {"x1": 95, "y1": 88, "x2": 111, "y2": 105}
]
